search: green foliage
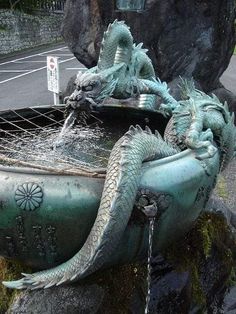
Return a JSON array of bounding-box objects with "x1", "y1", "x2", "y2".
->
[
  {"x1": 0, "y1": 0, "x2": 59, "y2": 13},
  {"x1": 197, "y1": 214, "x2": 215, "y2": 258},
  {"x1": 228, "y1": 267, "x2": 236, "y2": 287},
  {"x1": 0, "y1": 25, "x2": 7, "y2": 32}
]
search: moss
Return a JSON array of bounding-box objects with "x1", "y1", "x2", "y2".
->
[
  {"x1": 164, "y1": 212, "x2": 235, "y2": 308},
  {"x1": 216, "y1": 175, "x2": 228, "y2": 200},
  {"x1": 197, "y1": 214, "x2": 215, "y2": 258},
  {"x1": 0, "y1": 25, "x2": 7, "y2": 32},
  {"x1": 228, "y1": 267, "x2": 236, "y2": 287},
  {"x1": 0, "y1": 259, "x2": 145, "y2": 313},
  {"x1": 0, "y1": 258, "x2": 30, "y2": 313},
  {"x1": 86, "y1": 213, "x2": 235, "y2": 311},
  {"x1": 0, "y1": 213, "x2": 234, "y2": 312}
]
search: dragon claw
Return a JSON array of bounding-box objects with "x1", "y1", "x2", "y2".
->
[
  {"x1": 2, "y1": 278, "x2": 32, "y2": 290},
  {"x1": 195, "y1": 143, "x2": 218, "y2": 160},
  {"x1": 159, "y1": 103, "x2": 171, "y2": 117}
]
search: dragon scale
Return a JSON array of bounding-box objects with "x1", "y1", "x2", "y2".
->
[
  {"x1": 162, "y1": 81, "x2": 236, "y2": 168},
  {"x1": 3, "y1": 126, "x2": 177, "y2": 289},
  {"x1": 98, "y1": 20, "x2": 133, "y2": 69},
  {"x1": 65, "y1": 20, "x2": 182, "y2": 112},
  {"x1": 70, "y1": 20, "x2": 159, "y2": 110}
]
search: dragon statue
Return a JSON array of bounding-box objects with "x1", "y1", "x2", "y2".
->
[
  {"x1": 3, "y1": 20, "x2": 236, "y2": 290},
  {"x1": 64, "y1": 20, "x2": 178, "y2": 114},
  {"x1": 164, "y1": 80, "x2": 236, "y2": 167}
]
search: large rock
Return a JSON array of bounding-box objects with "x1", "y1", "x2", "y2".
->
[
  {"x1": 222, "y1": 286, "x2": 236, "y2": 314},
  {"x1": 7, "y1": 284, "x2": 104, "y2": 314},
  {"x1": 62, "y1": 0, "x2": 235, "y2": 94},
  {"x1": 7, "y1": 206, "x2": 236, "y2": 313}
]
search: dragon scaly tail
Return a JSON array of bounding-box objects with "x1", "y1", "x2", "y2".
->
[{"x1": 3, "y1": 126, "x2": 177, "y2": 290}]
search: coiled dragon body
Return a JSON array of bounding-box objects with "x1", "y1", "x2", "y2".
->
[
  {"x1": 3, "y1": 21, "x2": 236, "y2": 290},
  {"x1": 64, "y1": 20, "x2": 178, "y2": 112},
  {"x1": 163, "y1": 80, "x2": 236, "y2": 168},
  {"x1": 3, "y1": 126, "x2": 177, "y2": 289}
]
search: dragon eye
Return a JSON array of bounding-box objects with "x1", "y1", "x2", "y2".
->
[
  {"x1": 83, "y1": 85, "x2": 93, "y2": 92},
  {"x1": 73, "y1": 82, "x2": 81, "y2": 90}
]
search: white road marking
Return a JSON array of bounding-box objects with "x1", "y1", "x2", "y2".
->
[
  {"x1": 0, "y1": 70, "x2": 31, "y2": 73},
  {"x1": 13, "y1": 61, "x2": 46, "y2": 63},
  {"x1": 0, "y1": 46, "x2": 68, "y2": 66},
  {"x1": 0, "y1": 57, "x2": 76, "y2": 84},
  {"x1": 42, "y1": 54, "x2": 73, "y2": 57},
  {"x1": 66, "y1": 67, "x2": 86, "y2": 70}
]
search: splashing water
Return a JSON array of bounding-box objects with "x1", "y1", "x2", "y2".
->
[
  {"x1": 145, "y1": 217, "x2": 155, "y2": 314},
  {"x1": 0, "y1": 106, "x2": 160, "y2": 172},
  {"x1": 54, "y1": 111, "x2": 77, "y2": 148}
]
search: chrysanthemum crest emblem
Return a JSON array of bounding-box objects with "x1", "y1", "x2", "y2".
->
[{"x1": 15, "y1": 183, "x2": 43, "y2": 211}]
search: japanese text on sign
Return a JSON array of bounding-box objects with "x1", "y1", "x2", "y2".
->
[{"x1": 47, "y1": 56, "x2": 60, "y2": 94}]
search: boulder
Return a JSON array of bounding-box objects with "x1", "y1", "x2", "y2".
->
[
  {"x1": 7, "y1": 205, "x2": 236, "y2": 313},
  {"x1": 61, "y1": 0, "x2": 235, "y2": 93},
  {"x1": 7, "y1": 284, "x2": 104, "y2": 314}
]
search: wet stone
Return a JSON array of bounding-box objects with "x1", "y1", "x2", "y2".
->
[
  {"x1": 148, "y1": 270, "x2": 191, "y2": 314},
  {"x1": 145, "y1": 255, "x2": 191, "y2": 314},
  {"x1": 7, "y1": 284, "x2": 104, "y2": 314},
  {"x1": 222, "y1": 286, "x2": 236, "y2": 314}
]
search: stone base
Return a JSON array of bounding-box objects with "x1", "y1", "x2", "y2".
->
[
  {"x1": 7, "y1": 201, "x2": 236, "y2": 313},
  {"x1": 7, "y1": 285, "x2": 104, "y2": 314}
]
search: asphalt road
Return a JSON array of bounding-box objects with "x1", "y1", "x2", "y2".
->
[
  {"x1": 221, "y1": 55, "x2": 236, "y2": 95},
  {"x1": 0, "y1": 43, "x2": 235, "y2": 111},
  {"x1": 0, "y1": 43, "x2": 85, "y2": 110}
]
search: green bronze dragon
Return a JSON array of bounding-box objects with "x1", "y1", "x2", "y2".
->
[
  {"x1": 3, "y1": 20, "x2": 236, "y2": 290},
  {"x1": 164, "y1": 79, "x2": 236, "y2": 168},
  {"x1": 64, "y1": 20, "x2": 178, "y2": 113}
]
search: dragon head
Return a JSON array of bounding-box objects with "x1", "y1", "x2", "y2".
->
[{"x1": 64, "y1": 64, "x2": 124, "y2": 116}]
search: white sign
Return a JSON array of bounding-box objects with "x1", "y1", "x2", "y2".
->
[{"x1": 47, "y1": 56, "x2": 60, "y2": 94}]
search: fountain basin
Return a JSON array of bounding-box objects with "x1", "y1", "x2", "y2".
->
[{"x1": 0, "y1": 105, "x2": 219, "y2": 269}]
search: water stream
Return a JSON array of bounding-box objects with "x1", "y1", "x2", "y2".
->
[
  {"x1": 56, "y1": 112, "x2": 157, "y2": 312},
  {"x1": 145, "y1": 217, "x2": 156, "y2": 314},
  {"x1": 54, "y1": 111, "x2": 77, "y2": 148}
]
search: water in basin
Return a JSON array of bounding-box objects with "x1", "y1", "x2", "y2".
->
[{"x1": 0, "y1": 105, "x2": 167, "y2": 173}]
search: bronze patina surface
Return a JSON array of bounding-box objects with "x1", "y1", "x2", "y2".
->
[{"x1": 1, "y1": 20, "x2": 235, "y2": 290}]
